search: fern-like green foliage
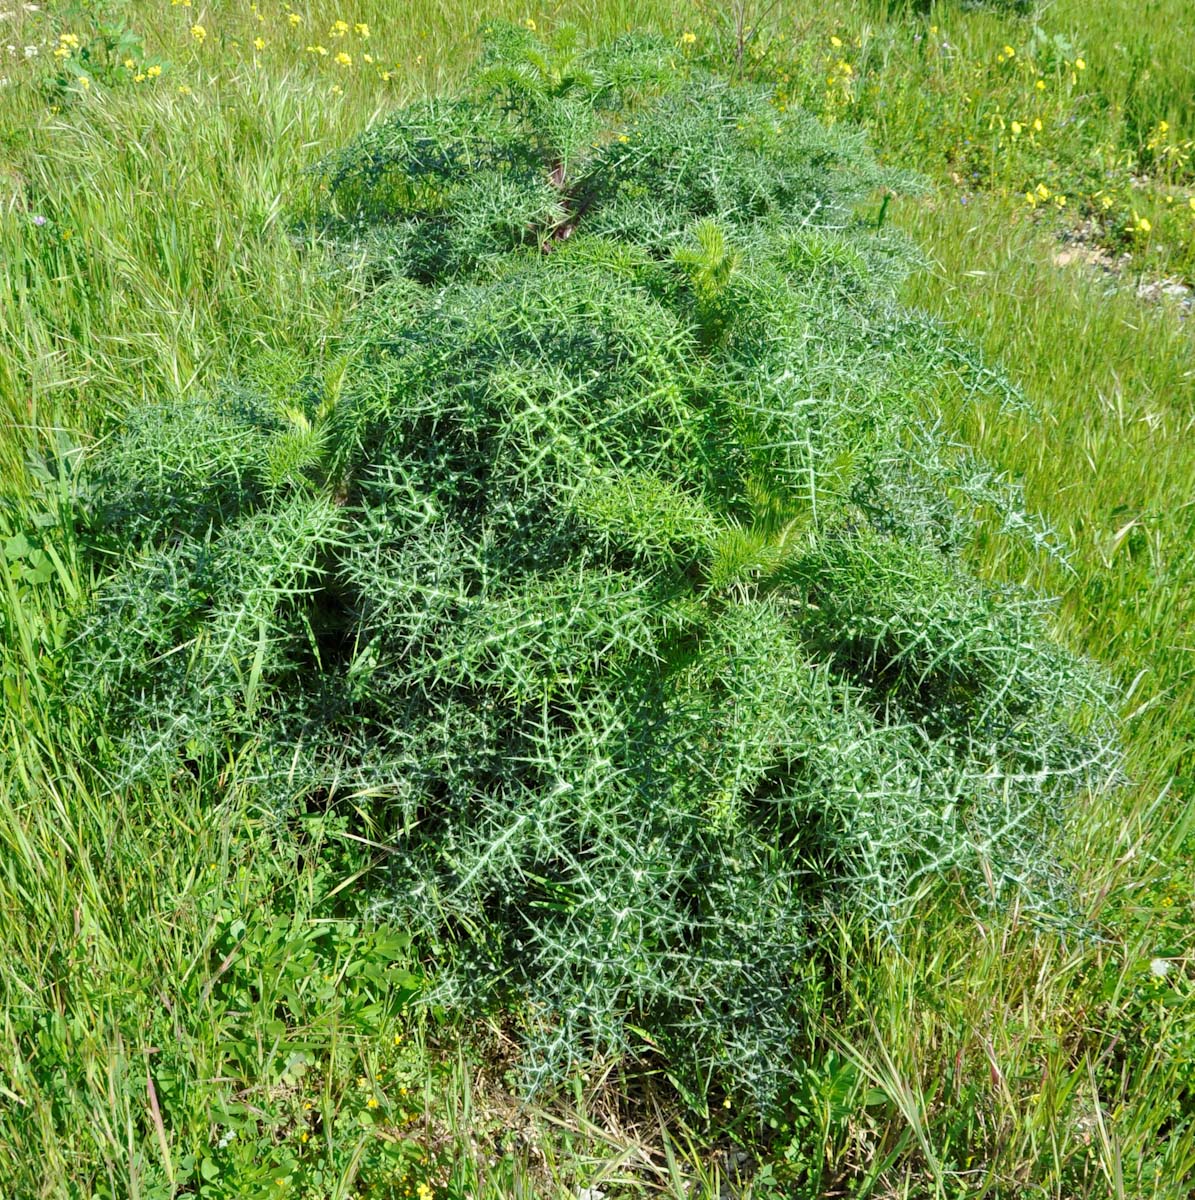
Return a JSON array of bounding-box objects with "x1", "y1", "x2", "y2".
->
[{"x1": 68, "y1": 26, "x2": 1118, "y2": 1109}]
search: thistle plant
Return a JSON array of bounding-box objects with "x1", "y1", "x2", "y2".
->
[{"x1": 67, "y1": 25, "x2": 1119, "y2": 1110}]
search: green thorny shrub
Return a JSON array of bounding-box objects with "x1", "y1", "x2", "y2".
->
[{"x1": 59, "y1": 24, "x2": 1119, "y2": 1110}]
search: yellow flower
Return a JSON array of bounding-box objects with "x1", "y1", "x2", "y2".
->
[
  {"x1": 524, "y1": 18, "x2": 536, "y2": 31},
  {"x1": 355, "y1": 22, "x2": 370, "y2": 38},
  {"x1": 416, "y1": 1185, "x2": 433, "y2": 1200},
  {"x1": 1035, "y1": 79, "x2": 1045, "y2": 91},
  {"x1": 1158, "y1": 120, "x2": 1170, "y2": 135},
  {"x1": 178, "y1": 83, "x2": 192, "y2": 94},
  {"x1": 363, "y1": 52, "x2": 373, "y2": 63},
  {"x1": 830, "y1": 35, "x2": 842, "y2": 48},
  {"x1": 300, "y1": 1131, "x2": 309, "y2": 1143},
  {"x1": 287, "y1": 12, "x2": 302, "y2": 25},
  {"x1": 381, "y1": 70, "x2": 393, "y2": 81},
  {"x1": 1025, "y1": 191, "x2": 1037, "y2": 207},
  {"x1": 1033, "y1": 117, "x2": 1043, "y2": 132},
  {"x1": 1036, "y1": 183, "x2": 1050, "y2": 199},
  {"x1": 53, "y1": 46, "x2": 71, "y2": 60},
  {"x1": 59, "y1": 32, "x2": 80, "y2": 47},
  {"x1": 1075, "y1": 58, "x2": 1086, "y2": 70},
  {"x1": 78, "y1": 74, "x2": 91, "y2": 89},
  {"x1": 134, "y1": 72, "x2": 146, "y2": 82},
  {"x1": 1189, "y1": 196, "x2": 1195, "y2": 212},
  {"x1": 617, "y1": 133, "x2": 629, "y2": 143},
  {"x1": 331, "y1": 82, "x2": 343, "y2": 95},
  {"x1": 929, "y1": 25, "x2": 938, "y2": 35},
  {"x1": 254, "y1": 37, "x2": 265, "y2": 50},
  {"x1": 171, "y1": 0, "x2": 191, "y2": 6},
  {"x1": 307, "y1": 44, "x2": 328, "y2": 55},
  {"x1": 681, "y1": 31, "x2": 696, "y2": 45},
  {"x1": 191, "y1": 24, "x2": 207, "y2": 43},
  {"x1": 1054, "y1": 194, "x2": 1067, "y2": 208},
  {"x1": 1002, "y1": 44, "x2": 1015, "y2": 58},
  {"x1": 1101, "y1": 195, "x2": 1114, "y2": 210},
  {"x1": 331, "y1": 19, "x2": 349, "y2": 37},
  {"x1": 1010, "y1": 121, "x2": 1022, "y2": 136},
  {"x1": 146, "y1": 63, "x2": 161, "y2": 77},
  {"x1": 123, "y1": 57, "x2": 135, "y2": 69},
  {"x1": 366, "y1": 1096, "x2": 379, "y2": 1108},
  {"x1": 335, "y1": 51, "x2": 351, "y2": 66}
]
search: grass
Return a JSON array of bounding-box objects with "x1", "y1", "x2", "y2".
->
[{"x1": 1, "y1": 1, "x2": 1192, "y2": 1197}]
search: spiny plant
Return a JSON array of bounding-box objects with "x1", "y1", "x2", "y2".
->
[{"x1": 60, "y1": 23, "x2": 1118, "y2": 1110}]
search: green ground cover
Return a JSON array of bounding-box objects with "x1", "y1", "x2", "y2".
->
[{"x1": 1, "y1": 2, "x2": 1191, "y2": 1197}]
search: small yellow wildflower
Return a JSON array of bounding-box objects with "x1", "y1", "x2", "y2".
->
[
  {"x1": 929, "y1": 25, "x2": 938, "y2": 35},
  {"x1": 78, "y1": 74, "x2": 91, "y2": 89},
  {"x1": 1010, "y1": 121, "x2": 1022, "y2": 136},
  {"x1": 381, "y1": 70, "x2": 393, "y2": 81},
  {"x1": 307, "y1": 44, "x2": 328, "y2": 56},
  {"x1": 366, "y1": 1096, "x2": 379, "y2": 1109},
  {"x1": 681, "y1": 31, "x2": 696, "y2": 45},
  {"x1": 830, "y1": 35, "x2": 842, "y2": 48},
  {"x1": 355, "y1": 22, "x2": 370, "y2": 38},
  {"x1": 335, "y1": 51, "x2": 351, "y2": 66},
  {"x1": 1036, "y1": 183, "x2": 1050, "y2": 199},
  {"x1": 363, "y1": 52, "x2": 373, "y2": 63},
  {"x1": 1002, "y1": 45, "x2": 1015, "y2": 58},
  {"x1": 191, "y1": 24, "x2": 206, "y2": 44},
  {"x1": 331, "y1": 20, "x2": 349, "y2": 37},
  {"x1": 1189, "y1": 196, "x2": 1195, "y2": 211},
  {"x1": 287, "y1": 12, "x2": 302, "y2": 25},
  {"x1": 1101, "y1": 195, "x2": 1114, "y2": 210},
  {"x1": 123, "y1": 57, "x2": 135, "y2": 69},
  {"x1": 1025, "y1": 191, "x2": 1037, "y2": 207},
  {"x1": 134, "y1": 72, "x2": 146, "y2": 82},
  {"x1": 255, "y1": 37, "x2": 265, "y2": 51},
  {"x1": 59, "y1": 32, "x2": 81, "y2": 47},
  {"x1": 617, "y1": 133, "x2": 629, "y2": 143},
  {"x1": 1075, "y1": 58, "x2": 1086, "y2": 70},
  {"x1": 416, "y1": 1184, "x2": 433, "y2": 1200},
  {"x1": 300, "y1": 1131, "x2": 309, "y2": 1143},
  {"x1": 722, "y1": 1095, "x2": 732, "y2": 1109},
  {"x1": 178, "y1": 83, "x2": 192, "y2": 94},
  {"x1": 1035, "y1": 79, "x2": 1045, "y2": 91},
  {"x1": 147, "y1": 63, "x2": 162, "y2": 78},
  {"x1": 996, "y1": 53, "x2": 1005, "y2": 64},
  {"x1": 1054, "y1": 194, "x2": 1067, "y2": 208},
  {"x1": 1033, "y1": 117, "x2": 1043, "y2": 132},
  {"x1": 171, "y1": 0, "x2": 191, "y2": 6},
  {"x1": 53, "y1": 46, "x2": 71, "y2": 60},
  {"x1": 524, "y1": 18, "x2": 536, "y2": 31},
  {"x1": 1159, "y1": 120, "x2": 1170, "y2": 134}
]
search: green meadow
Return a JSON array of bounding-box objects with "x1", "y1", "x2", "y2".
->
[{"x1": 0, "y1": 2, "x2": 1191, "y2": 1197}]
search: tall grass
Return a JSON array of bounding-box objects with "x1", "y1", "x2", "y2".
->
[{"x1": 1, "y1": 1, "x2": 1191, "y2": 1197}]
